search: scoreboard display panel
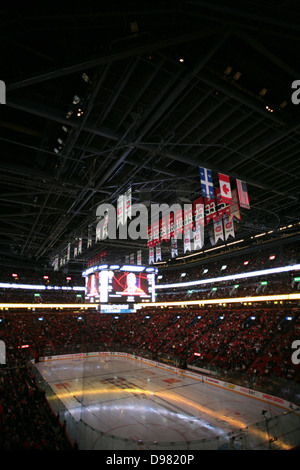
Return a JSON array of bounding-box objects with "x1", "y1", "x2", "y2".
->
[{"x1": 83, "y1": 265, "x2": 156, "y2": 304}]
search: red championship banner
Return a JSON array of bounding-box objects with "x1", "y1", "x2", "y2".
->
[
  {"x1": 216, "y1": 189, "x2": 231, "y2": 219},
  {"x1": 204, "y1": 197, "x2": 218, "y2": 224},
  {"x1": 174, "y1": 209, "x2": 183, "y2": 238},
  {"x1": 166, "y1": 213, "x2": 175, "y2": 240},
  {"x1": 160, "y1": 217, "x2": 168, "y2": 242},
  {"x1": 184, "y1": 205, "x2": 193, "y2": 233},
  {"x1": 193, "y1": 197, "x2": 205, "y2": 228},
  {"x1": 152, "y1": 220, "x2": 160, "y2": 246},
  {"x1": 147, "y1": 225, "x2": 153, "y2": 248}
]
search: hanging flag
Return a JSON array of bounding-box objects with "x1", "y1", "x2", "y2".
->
[
  {"x1": 218, "y1": 173, "x2": 232, "y2": 205},
  {"x1": 184, "y1": 204, "x2": 193, "y2": 233},
  {"x1": 156, "y1": 244, "x2": 162, "y2": 262},
  {"x1": 192, "y1": 224, "x2": 204, "y2": 250},
  {"x1": 224, "y1": 215, "x2": 235, "y2": 240},
  {"x1": 152, "y1": 219, "x2": 160, "y2": 246},
  {"x1": 184, "y1": 229, "x2": 191, "y2": 253},
  {"x1": 171, "y1": 237, "x2": 178, "y2": 258},
  {"x1": 149, "y1": 246, "x2": 154, "y2": 265},
  {"x1": 117, "y1": 195, "x2": 125, "y2": 227},
  {"x1": 204, "y1": 197, "x2": 218, "y2": 224},
  {"x1": 130, "y1": 253, "x2": 135, "y2": 264},
  {"x1": 147, "y1": 225, "x2": 153, "y2": 248},
  {"x1": 213, "y1": 220, "x2": 224, "y2": 244},
  {"x1": 174, "y1": 208, "x2": 183, "y2": 239},
  {"x1": 125, "y1": 188, "x2": 132, "y2": 222},
  {"x1": 160, "y1": 217, "x2": 168, "y2": 242},
  {"x1": 193, "y1": 197, "x2": 205, "y2": 228},
  {"x1": 137, "y1": 250, "x2": 142, "y2": 265},
  {"x1": 216, "y1": 189, "x2": 231, "y2": 219},
  {"x1": 78, "y1": 238, "x2": 82, "y2": 255},
  {"x1": 236, "y1": 179, "x2": 250, "y2": 209},
  {"x1": 199, "y1": 167, "x2": 214, "y2": 199},
  {"x1": 230, "y1": 189, "x2": 241, "y2": 221}
]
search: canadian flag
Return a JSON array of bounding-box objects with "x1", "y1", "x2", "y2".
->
[{"x1": 218, "y1": 173, "x2": 232, "y2": 205}]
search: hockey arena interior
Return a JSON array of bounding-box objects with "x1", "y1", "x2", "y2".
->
[{"x1": 0, "y1": 2, "x2": 300, "y2": 452}]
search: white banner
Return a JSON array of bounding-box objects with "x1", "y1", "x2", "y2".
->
[
  {"x1": 192, "y1": 225, "x2": 204, "y2": 250},
  {"x1": 156, "y1": 243, "x2": 162, "y2": 262},
  {"x1": 137, "y1": 249, "x2": 142, "y2": 265},
  {"x1": 184, "y1": 229, "x2": 191, "y2": 253},
  {"x1": 149, "y1": 246, "x2": 154, "y2": 264},
  {"x1": 224, "y1": 214, "x2": 235, "y2": 240},
  {"x1": 117, "y1": 195, "x2": 125, "y2": 227},
  {"x1": 125, "y1": 187, "x2": 132, "y2": 222},
  {"x1": 214, "y1": 219, "x2": 224, "y2": 243},
  {"x1": 171, "y1": 237, "x2": 178, "y2": 258}
]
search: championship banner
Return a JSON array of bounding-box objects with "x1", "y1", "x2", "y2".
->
[
  {"x1": 74, "y1": 247, "x2": 78, "y2": 258},
  {"x1": 147, "y1": 225, "x2": 153, "y2": 248},
  {"x1": 184, "y1": 204, "x2": 193, "y2": 233},
  {"x1": 96, "y1": 226, "x2": 101, "y2": 242},
  {"x1": 204, "y1": 197, "x2": 218, "y2": 224},
  {"x1": 160, "y1": 217, "x2": 168, "y2": 242},
  {"x1": 192, "y1": 224, "x2": 204, "y2": 250},
  {"x1": 216, "y1": 189, "x2": 231, "y2": 219},
  {"x1": 87, "y1": 226, "x2": 92, "y2": 248},
  {"x1": 67, "y1": 242, "x2": 71, "y2": 261},
  {"x1": 137, "y1": 249, "x2": 142, "y2": 265},
  {"x1": 78, "y1": 238, "x2": 82, "y2": 255},
  {"x1": 152, "y1": 219, "x2": 160, "y2": 246},
  {"x1": 193, "y1": 197, "x2": 205, "y2": 228},
  {"x1": 224, "y1": 214, "x2": 235, "y2": 240},
  {"x1": 130, "y1": 253, "x2": 135, "y2": 264},
  {"x1": 102, "y1": 211, "x2": 109, "y2": 239},
  {"x1": 171, "y1": 237, "x2": 178, "y2": 258},
  {"x1": 125, "y1": 255, "x2": 130, "y2": 264},
  {"x1": 230, "y1": 189, "x2": 241, "y2": 221},
  {"x1": 166, "y1": 213, "x2": 175, "y2": 240},
  {"x1": 156, "y1": 243, "x2": 162, "y2": 262},
  {"x1": 117, "y1": 195, "x2": 125, "y2": 227},
  {"x1": 125, "y1": 188, "x2": 132, "y2": 222},
  {"x1": 53, "y1": 257, "x2": 59, "y2": 271},
  {"x1": 175, "y1": 209, "x2": 183, "y2": 238},
  {"x1": 214, "y1": 219, "x2": 224, "y2": 243},
  {"x1": 184, "y1": 229, "x2": 191, "y2": 253},
  {"x1": 149, "y1": 246, "x2": 154, "y2": 265}
]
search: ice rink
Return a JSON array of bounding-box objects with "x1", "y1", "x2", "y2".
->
[{"x1": 34, "y1": 354, "x2": 300, "y2": 450}]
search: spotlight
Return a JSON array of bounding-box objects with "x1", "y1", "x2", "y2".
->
[
  {"x1": 54, "y1": 148, "x2": 60, "y2": 154},
  {"x1": 62, "y1": 126, "x2": 69, "y2": 132},
  {"x1": 57, "y1": 138, "x2": 64, "y2": 145}
]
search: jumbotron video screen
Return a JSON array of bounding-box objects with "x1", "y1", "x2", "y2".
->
[{"x1": 83, "y1": 265, "x2": 156, "y2": 305}]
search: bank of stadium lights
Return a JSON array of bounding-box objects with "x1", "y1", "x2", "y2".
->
[{"x1": 155, "y1": 263, "x2": 300, "y2": 290}]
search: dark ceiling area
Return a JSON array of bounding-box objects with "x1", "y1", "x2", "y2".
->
[{"x1": 0, "y1": 1, "x2": 299, "y2": 273}]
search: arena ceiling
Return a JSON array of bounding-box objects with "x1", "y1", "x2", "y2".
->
[{"x1": 0, "y1": 1, "x2": 299, "y2": 272}]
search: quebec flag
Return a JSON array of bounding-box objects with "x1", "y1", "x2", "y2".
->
[{"x1": 199, "y1": 167, "x2": 214, "y2": 199}]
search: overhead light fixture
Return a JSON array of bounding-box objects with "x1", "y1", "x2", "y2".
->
[
  {"x1": 57, "y1": 138, "x2": 64, "y2": 145},
  {"x1": 62, "y1": 126, "x2": 69, "y2": 132},
  {"x1": 233, "y1": 71, "x2": 242, "y2": 81},
  {"x1": 54, "y1": 148, "x2": 60, "y2": 154},
  {"x1": 82, "y1": 73, "x2": 90, "y2": 83},
  {"x1": 259, "y1": 88, "x2": 268, "y2": 96},
  {"x1": 224, "y1": 66, "x2": 232, "y2": 75},
  {"x1": 66, "y1": 110, "x2": 73, "y2": 119},
  {"x1": 73, "y1": 95, "x2": 80, "y2": 105}
]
